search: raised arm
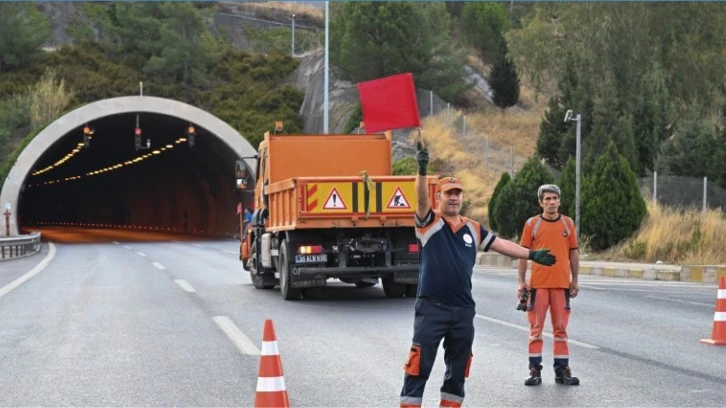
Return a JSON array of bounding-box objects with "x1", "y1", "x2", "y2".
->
[{"x1": 415, "y1": 142, "x2": 431, "y2": 221}]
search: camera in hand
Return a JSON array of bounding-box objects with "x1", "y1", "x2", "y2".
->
[{"x1": 516, "y1": 290, "x2": 529, "y2": 312}]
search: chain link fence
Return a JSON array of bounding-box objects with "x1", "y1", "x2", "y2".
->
[{"x1": 639, "y1": 174, "x2": 726, "y2": 212}]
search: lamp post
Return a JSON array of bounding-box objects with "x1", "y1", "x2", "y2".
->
[
  {"x1": 323, "y1": 1, "x2": 330, "y2": 134},
  {"x1": 291, "y1": 14, "x2": 296, "y2": 56},
  {"x1": 564, "y1": 109, "x2": 582, "y2": 239}
]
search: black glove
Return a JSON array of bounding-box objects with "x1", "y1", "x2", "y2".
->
[
  {"x1": 529, "y1": 249, "x2": 556, "y2": 266},
  {"x1": 416, "y1": 142, "x2": 429, "y2": 176}
]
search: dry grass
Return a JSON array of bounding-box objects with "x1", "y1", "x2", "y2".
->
[
  {"x1": 613, "y1": 202, "x2": 726, "y2": 265},
  {"x1": 29, "y1": 68, "x2": 74, "y2": 131},
  {"x1": 466, "y1": 107, "x2": 541, "y2": 160},
  {"x1": 241, "y1": 1, "x2": 323, "y2": 21}
]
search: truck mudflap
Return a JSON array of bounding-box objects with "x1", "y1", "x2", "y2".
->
[{"x1": 290, "y1": 264, "x2": 419, "y2": 287}]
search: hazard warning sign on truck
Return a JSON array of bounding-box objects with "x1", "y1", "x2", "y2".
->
[
  {"x1": 387, "y1": 187, "x2": 411, "y2": 209},
  {"x1": 323, "y1": 187, "x2": 347, "y2": 210}
]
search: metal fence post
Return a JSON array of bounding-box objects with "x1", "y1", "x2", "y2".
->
[
  {"x1": 653, "y1": 171, "x2": 657, "y2": 204},
  {"x1": 703, "y1": 176, "x2": 708, "y2": 212}
]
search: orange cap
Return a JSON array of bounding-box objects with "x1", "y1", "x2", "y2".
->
[{"x1": 436, "y1": 176, "x2": 464, "y2": 193}]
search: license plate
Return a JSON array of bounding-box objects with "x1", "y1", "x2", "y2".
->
[{"x1": 294, "y1": 254, "x2": 328, "y2": 263}]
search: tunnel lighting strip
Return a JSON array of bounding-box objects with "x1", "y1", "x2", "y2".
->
[
  {"x1": 31, "y1": 143, "x2": 86, "y2": 176},
  {"x1": 27, "y1": 138, "x2": 187, "y2": 187}
]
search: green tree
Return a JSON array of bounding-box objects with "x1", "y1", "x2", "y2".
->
[
  {"x1": 330, "y1": 1, "x2": 468, "y2": 100},
  {"x1": 558, "y1": 157, "x2": 576, "y2": 217},
  {"x1": 487, "y1": 172, "x2": 511, "y2": 232},
  {"x1": 581, "y1": 142, "x2": 646, "y2": 250},
  {"x1": 489, "y1": 39, "x2": 520, "y2": 109},
  {"x1": 0, "y1": 4, "x2": 51, "y2": 72},
  {"x1": 536, "y1": 96, "x2": 569, "y2": 168},
  {"x1": 713, "y1": 125, "x2": 726, "y2": 189},
  {"x1": 492, "y1": 157, "x2": 555, "y2": 239},
  {"x1": 143, "y1": 2, "x2": 224, "y2": 85},
  {"x1": 655, "y1": 114, "x2": 715, "y2": 178},
  {"x1": 461, "y1": 2, "x2": 510, "y2": 61}
]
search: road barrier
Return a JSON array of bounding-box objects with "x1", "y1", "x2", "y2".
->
[
  {"x1": 0, "y1": 232, "x2": 42, "y2": 260},
  {"x1": 475, "y1": 252, "x2": 726, "y2": 283}
]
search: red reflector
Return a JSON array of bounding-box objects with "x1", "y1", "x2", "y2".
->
[
  {"x1": 408, "y1": 243, "x2": 419, "y2": 253},
  {"x1": 311, "y1": 245, "x2": 323, "y2": 254}
]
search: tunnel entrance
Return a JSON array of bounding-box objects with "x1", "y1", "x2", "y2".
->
[{"x1": 0, "y1": 96, "x2": 257, "y2": 237}]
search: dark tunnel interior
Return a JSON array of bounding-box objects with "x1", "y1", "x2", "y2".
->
[{"x1": 18, "y1": 113, "x2": 251, "y2": 237}]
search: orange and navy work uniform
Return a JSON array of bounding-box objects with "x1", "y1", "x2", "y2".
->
[
  {"x1": 520, "y1": 215, "x2": 578, "y2": 372},
  {"x1": 400, "y1": 209, "x2": 496, "y2": 408}
]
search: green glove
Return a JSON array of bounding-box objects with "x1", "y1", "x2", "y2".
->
[
  {"x1": 529, "y1": 249, "x2": 556, "y2": 266},
  {"x1": 416, "y1": 142, "x2": 429, "y2": 176}
]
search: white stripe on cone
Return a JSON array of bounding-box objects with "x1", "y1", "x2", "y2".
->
[
  {"x1": 717, "y1": 289, "x2": 726, "y2": 299},
  {"x1": 261, "y1": 341, "x2": 280, "y2": 356},
  {"x1": 256, "y1": 376, "x2": 287, "y2": 392},
  {"x1": 714, "y1": 312, "x2": 726, "y2": 322}
]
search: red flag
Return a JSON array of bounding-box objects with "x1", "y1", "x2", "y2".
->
[{"x1": 357, "y1": 73, "x2": 421, "y2": 133}]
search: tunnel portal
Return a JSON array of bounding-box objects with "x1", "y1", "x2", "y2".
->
[{"x1": 0, "y1": 96, "x2": 258, "y2": 236}]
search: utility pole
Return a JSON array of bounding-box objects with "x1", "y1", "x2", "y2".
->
[
  {"x1": 564, "y1": 110, "x2": 582, "y2": 239},
  {"x1": 291, "y1": 14, "x2": 296, "y2": 56},
  {"x1": 323, "y1": 1, "x2": 330, "y2": 134}
]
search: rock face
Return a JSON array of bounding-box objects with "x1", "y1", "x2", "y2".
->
[{"x1": 292, "y1": 50, "x2": 360, "y2": 135}]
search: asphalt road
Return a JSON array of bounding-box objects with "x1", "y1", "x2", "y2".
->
[{"x1": 0, "y1": 228, "x2": 724, "y2": 407}]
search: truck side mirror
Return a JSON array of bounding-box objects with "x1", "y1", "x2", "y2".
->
[{"x1": 235, "y1": 159, "x2": 253, "y2": 191}]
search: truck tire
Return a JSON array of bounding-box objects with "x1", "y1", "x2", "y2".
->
[
  {"x1": 249, "y1": 243, "x2": 276, "y2": 290},
  {"x1": 279, "y1": 240, "x2": 302, "y2": 300},
  {"x1": 405, "y1": 284, "x2": 418, "y2": 297},
  {"x1": 382, "y1": 276, "x2": 406, "y2": 298},
  {"x1": 354, "y1": 280, "x2": 377, "y2": 288}
]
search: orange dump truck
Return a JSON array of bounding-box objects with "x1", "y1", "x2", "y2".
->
[{"x1": 239, "y1": 129, "x2": 437, "y2": 300}]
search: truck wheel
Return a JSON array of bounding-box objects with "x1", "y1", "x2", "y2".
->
[
  {"x1": 249, "y1": 243, "x2": 275, "y2": 290},
  {"x1": 354, "y1": 280, "x2": 377, "y2": 288},
  {"x1": 405, "y1": 284, "x2": 418, "y2": 297},
  {"x1": 279, "y1": 240, "x2": 302, "y2": 300},
  {"x1": 382, "y1": 277, "x2": 406, "y2": 298}
]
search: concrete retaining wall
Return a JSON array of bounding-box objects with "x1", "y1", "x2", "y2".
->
[{"x1": 475, "y1": 252, "x2": 726, "y2": 283}]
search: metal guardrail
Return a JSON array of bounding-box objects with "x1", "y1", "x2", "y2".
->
[{"x1": 0, "y1": 232, "x2": 42, "y2": 260}]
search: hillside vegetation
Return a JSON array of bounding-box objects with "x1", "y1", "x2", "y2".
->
[{"x1": 1, "y1": 1, "x2": 725, "y2": 264}]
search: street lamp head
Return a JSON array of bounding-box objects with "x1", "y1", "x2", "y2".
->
[{"x1": 564, "y1": 109, "x2": 573, "y2": 123}]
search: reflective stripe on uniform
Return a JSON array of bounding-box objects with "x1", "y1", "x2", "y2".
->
[{"x1": 416, "y1": 218, "x2": 445, "y2": 247}]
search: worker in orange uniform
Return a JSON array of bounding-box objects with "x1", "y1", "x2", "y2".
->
[
  {"x1": 518, "y1": 184, "x2": 580, "y2": 386},
  {"x1": 399, "y1": 144, "x2": 558, "y2": 408}
]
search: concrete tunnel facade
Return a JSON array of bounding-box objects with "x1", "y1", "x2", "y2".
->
[{"x1": 0, "y1": 96, "x2": 258, "y2": 236}]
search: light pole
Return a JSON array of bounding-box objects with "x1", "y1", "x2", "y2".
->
[
  {"x1": 564, "y1": 109, "x2": 582, "y2": 239},
  {"x1": 323, "y1": 1, "x2": 330, "y2": 134},
  {"x1": 291, "y1": 14, "x2": 296, "y2": 56}
]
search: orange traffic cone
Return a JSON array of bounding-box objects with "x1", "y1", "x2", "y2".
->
[
  {"x1": 701, "y1": 276, "x2": 726, "y2": 345},
  {"x1": 254, "y1": 319, "x2": 290, "y2": 407}
]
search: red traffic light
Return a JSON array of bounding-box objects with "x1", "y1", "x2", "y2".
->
[{"x1": 135, "y1": 127, "x2": 142, "y2": 136}]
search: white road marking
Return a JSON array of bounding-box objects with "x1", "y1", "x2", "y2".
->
[
  {"x1": 112, "y1": 241, "x2": 119, "y2": 245},
  {"x1": 123, "y1": 245, "x2": 132, "y2": 250},
  {"x1": 153, "y1": 262, "x2": 166, "y2": 270},
  {"x1": 213, "y1": 316, "x2": 261, "y2": 355},
  {"x1": 0, "y1": 243, "x2": 57, "y2": 300},
  {"x1": 194, "y1": 244, "x2": 205, "y2": 248},
  {"x1": 222, "y1": 250, "x2": 239, "y2": 255},
  {"x1": 475, "y1": 314, "x2": 599, "y2": 349},
  {"x1": 174, "y1": 279, "x2": 196, "y2": 293},
  {"x1": 137, "y1": 252, "x2": 146, "y2": 257}
]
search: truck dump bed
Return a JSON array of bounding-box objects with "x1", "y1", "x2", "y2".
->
[{"x1": 264, "y1": 175, "x2": 437, "y2": 231}]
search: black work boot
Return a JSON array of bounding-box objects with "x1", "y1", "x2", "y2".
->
[
  {"x1": 555, "y1": 366, "x2": 580, "y2": 385},
  {"x1": 524, "y1": 365, "x2": 542, "y2": 386}
]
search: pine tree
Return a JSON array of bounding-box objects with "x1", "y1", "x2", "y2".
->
[
  {"x1": 489, "y1": 39, "x2": 520, "y2": 109},
  {"x1": 487, "y1": 172, "x2": 511, "y2": 232},
  {"x1": 536, "y1": 96, "x2": 570, "y2": 169},
  {"x1": 581, "y1": 142, "x2": 646, "y2": 250},
  {"x1": 492, "y1": 157, "x2": 555, "y2": 239},
  {"x1": 558, "y1": 157, "x2": 576, "y2": 217},
  {"x1": 0, "y1": 3, "x2": 51, "y2": 72}
]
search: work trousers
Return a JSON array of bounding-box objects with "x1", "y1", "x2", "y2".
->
[
  {"x1": 527, "y1": 288, "x2": 571, "y2": 372},
  {"x1": 400, "y1": 297, "x2": 475, "y2": 408}
]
